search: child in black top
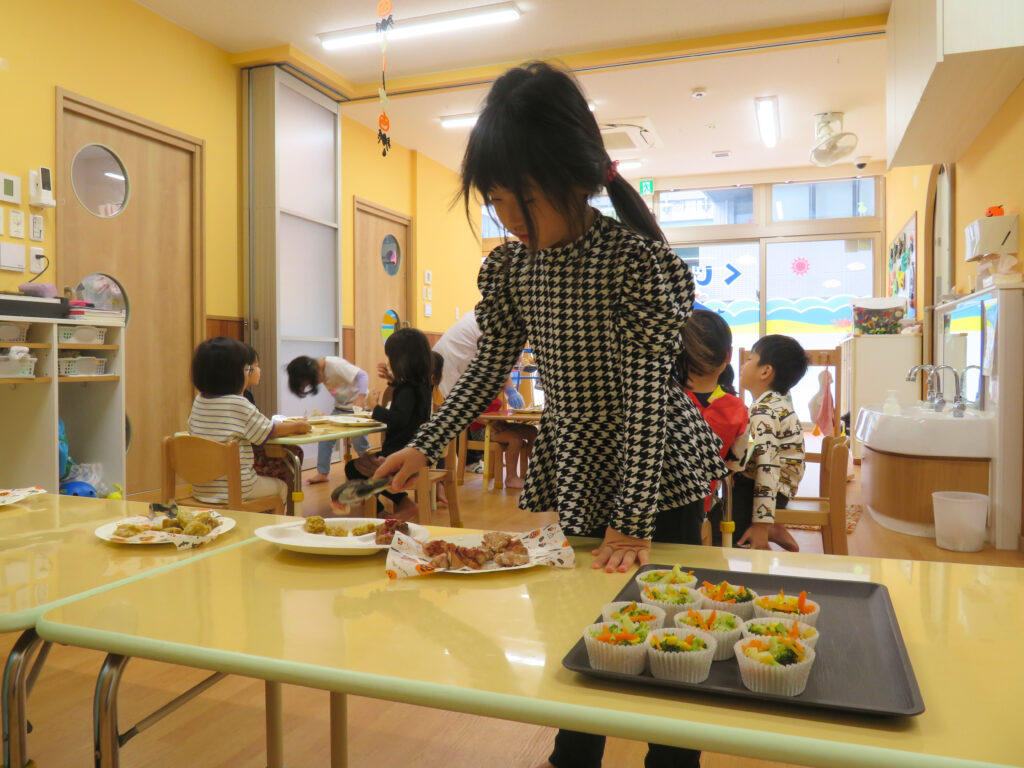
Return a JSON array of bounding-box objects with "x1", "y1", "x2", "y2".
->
[{"x1": 339, "y1": 328, "x2": 432, "y2": 521}]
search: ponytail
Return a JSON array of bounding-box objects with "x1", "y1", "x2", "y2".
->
[{"x1": 605, "y1": 173, "x2": 666, "y2": 244}]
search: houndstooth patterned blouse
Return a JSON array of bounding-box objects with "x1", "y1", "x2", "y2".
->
[{"x1": 409, "y1": 214, "x2": 727, "y2": 539}]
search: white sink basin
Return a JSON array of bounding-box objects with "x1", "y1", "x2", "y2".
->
[{"x1": 855, "y1": 402, "x2": 995, "y2": 459}]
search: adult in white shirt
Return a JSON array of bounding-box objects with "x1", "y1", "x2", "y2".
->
[
  {"x1": 431, "y1": 310, "x2": 526, "y2": 408},
  {"x1": 286, "y1": 355, "x2": 370, "y2": 484}
]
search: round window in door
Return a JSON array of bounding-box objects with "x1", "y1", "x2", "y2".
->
[
  {"x1": 381, "y1": 234, "x2": 401, "y2": 276},
  {"x1": 381, "y1": 309, "x2": 400, "y2": 343},
  {"x1": 71, "y1": 144, "x2": 130, "y2": 217}
]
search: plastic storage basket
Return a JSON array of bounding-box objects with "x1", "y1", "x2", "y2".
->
[
  {"x1": 0, "y1": 355, "x2": 37, "y2": 378},
  {"x1": 58, "y1": 325, "x2": 107, "y2": 344},
  {"x1": 58, "y1": 356, "x2": 106, "y2": 376},
  {"x1": 0, "y1": 322, "x2": 30, "y2": 343}
]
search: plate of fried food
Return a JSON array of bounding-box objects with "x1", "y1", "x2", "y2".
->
[
  {"x1": 95, "y1": 507, "x2": 234, "y2": 549},
  {"x1": 254, "y1": 516, "x2": 430, "y2": 556}
]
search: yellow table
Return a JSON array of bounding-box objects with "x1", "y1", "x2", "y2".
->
[
  {"x1": 36, "y1": 538, "x2": 1024, "y2": 768},
  {"x1": 0, "y1": 494, "x2": 287, "y2": 768},
  {"x1": 264, "y1": 422, "x2": 385, "y2": 515},
  {"x1": 476, "y1": 409, "x2": 541, "y2": 489}
]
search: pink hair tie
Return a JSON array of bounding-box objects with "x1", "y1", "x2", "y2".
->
[{"x1": 605, "y1": 160, "x2": 619, "y2": 184}]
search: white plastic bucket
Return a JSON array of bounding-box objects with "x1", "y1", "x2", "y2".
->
[{"x1": 932, "y1": 492, "x2": 988, "y2": 552}]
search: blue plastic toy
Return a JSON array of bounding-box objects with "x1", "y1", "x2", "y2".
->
[{"x1": 60, "y1": 480, "x2": 98, "y2": 498}]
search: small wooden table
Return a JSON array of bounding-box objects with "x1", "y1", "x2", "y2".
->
[
  {"x1": 264, "y1": 421, "x2": 385, "y2": 515},
  {"x1": 475, "y1": 409, "x2": 542, "y2": 489}
]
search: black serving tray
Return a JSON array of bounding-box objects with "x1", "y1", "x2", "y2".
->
[{"x1": 562, "y1": 564, "x2": 924, "y2": 717}]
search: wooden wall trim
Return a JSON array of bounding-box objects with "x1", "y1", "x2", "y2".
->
[{"x1": 206, "y1": 316, "x2": 247, "y2": 342}]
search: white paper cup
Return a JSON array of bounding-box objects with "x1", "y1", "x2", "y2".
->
[
  {"x1": 634, "y1": 568, "x2": 697, "y2": 592},
  {"x1": 734, "y1": 638, "x2": 816, "y2": 696},
  {"x1": 583, "y1": 623, "x2": 648, "y2": 674},
  {"x1": 646, "y1": 628, "x2": 717, "y2": 683},
  {"x1": 752, "y1": 596, "x2": 821, "y2": 627},
  {"x1": 638, "y1": 585, "x2": 705, "y2": 621},
  {"x1": 602, "y1": 601, "x2": 666, "y2": 630},
  {"x1": 698, "y1": 586, "x2": 759, "y2": 620},
  {"x1": 673, "y1": 609, "x2": 743, "y2": 660},
  {"x1": 741, "y1": 617, "x2": 820, "y2": 650}
]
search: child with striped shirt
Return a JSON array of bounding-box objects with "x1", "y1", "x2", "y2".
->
[{"x1": 188, "y1": 337, "x2": 311, "y2": 506}]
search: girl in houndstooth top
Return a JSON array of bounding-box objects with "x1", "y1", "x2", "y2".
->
[{"x1": 376, "y1": 62, "x2": 726, "y2": 578}]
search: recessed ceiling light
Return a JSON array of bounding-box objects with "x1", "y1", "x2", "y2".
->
[
  {"x1": 440, "y1": 113, "x2": 479, "y2": 129},
  {"x1": 755, "y1": 96, "x2": 780, "y2": 148},
  {"x1": 692, "y1": 87, "x2": 707, "y2": 99},
  {"x1": 319, "y1": 2, "x2": 520, "y2": 50}
]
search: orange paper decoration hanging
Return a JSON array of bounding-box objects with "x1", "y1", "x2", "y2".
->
[{"x1": 375, "y1": 1, "x2": 394, "y2": 156}]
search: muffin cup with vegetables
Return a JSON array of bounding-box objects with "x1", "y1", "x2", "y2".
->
[
  {"x1": 583, "y1": 617, "x2": 649, "y2": 674},
  {"x1": 673, "y1": 608, "x2": 743, "y2": 660},
  {"x1": 741, "y1": 617, "x2": 820, "y2": 650},
  {"x1": 634, "y1": 565, "x2": 697, "y2": 592},
  {"x1": 733, "y1": 636, "x2": 816, "y2": 696},
  {"x1": 697, "y1": 581, "x2": 759, "y2": 620},
  {"x1": 646, "y1": 628, "x2": 717, "y2": 683},
  {"x1": 752, "y1": 589, "x2": 821, "y2": 627},
  {"x1": 639, "y1": 584, "x2": 704, "y2": 621},
  {"x1": 602, "y1": 601, "x2": 666, "y2": 630}
]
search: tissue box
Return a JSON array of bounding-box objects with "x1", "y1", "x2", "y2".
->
[{"x1": 852, "y1": 299, "x2": 906, "y2": 335}]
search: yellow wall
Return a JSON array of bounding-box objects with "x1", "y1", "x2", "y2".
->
[
  {"x1": 340, "y1": 116, "x2": 481, "y2": 333},
  {"x1": 0, "y1": 0, "x2": 241, "y2": 315},
  {"x1": 954, "y1": 78, "x2": 1024, "y2": 293},
  {"x1": 884, "y1": 164, "x2": 931, "y2": 312}
]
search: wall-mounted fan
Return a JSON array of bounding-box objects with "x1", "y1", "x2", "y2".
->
[{"x1": 808, "y1": 112, "x2": 858, "y2": 167}]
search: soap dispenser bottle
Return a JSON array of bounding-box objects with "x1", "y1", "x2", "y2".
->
[{"x1": 882, "y1": 390, "x2": 901, "y2": 415}]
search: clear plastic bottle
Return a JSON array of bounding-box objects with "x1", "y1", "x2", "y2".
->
[{"x1": 882, "y1": 389, "x2": 901, "y2": 415}]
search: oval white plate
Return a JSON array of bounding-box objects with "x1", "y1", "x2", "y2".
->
[
  {"x1": 420, "y1": 533, "x2": 539, "y2": 574},
  {"x1": 255, "y1": 518, "x2": 429, "y2": 556},
  {"x1": 95, "y1": 513, "x2": 235, "y2": 544}
]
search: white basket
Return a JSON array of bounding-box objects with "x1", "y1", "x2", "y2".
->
[
  {"x1": 58, "y1": 325, "x2": 107, "y2": 344},
  {"x1": 0, "y1": 322, "x2": 30, "y2": 343},
  {"x1": 58, "y1": 356, "x2": 106, "y2": 376},
  {"x1": 0, "y1": 355, "x2": 37, "y2": 378}
]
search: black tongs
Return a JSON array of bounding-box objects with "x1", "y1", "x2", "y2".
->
[{"x1": 330, "y1": 474, "x2": 395, "y2": 505}]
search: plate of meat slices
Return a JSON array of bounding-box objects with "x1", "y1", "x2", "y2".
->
[{"x1": 421, "y1": 531, "x2": 537, "y2": 573}]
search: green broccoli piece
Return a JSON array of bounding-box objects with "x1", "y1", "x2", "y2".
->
[{"x1": 769, "y1": 639, "x2": 798, "y2": 666}]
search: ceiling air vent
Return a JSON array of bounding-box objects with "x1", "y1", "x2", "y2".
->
[
  {"x1": 712, "y1": 150, "x2": 731, "y2": 159},
  {"x1": 599, "y1": 117, "x2": 662, "y2": 151}
]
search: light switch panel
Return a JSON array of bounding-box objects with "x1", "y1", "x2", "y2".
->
[
  {"x1": 423, "y1": 270, "x2": 432, "y2": 285},
  {"x1": 0, "y1": 208, "x2": 4, "y2": 236},
  {"x1": 424, "y1": 302, "x2": 432, "y2": 317},
  {"x1": 0, "y1": 242, "x2": 26, "y2": 271},
  {"x1": 9, "y1": 209, "x2": 24, "y2": 239},
  {"x1": 29, "y1": 214, "x2": 43, "y2": 241}
]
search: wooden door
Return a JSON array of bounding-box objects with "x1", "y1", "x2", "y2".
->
[
  {"x1": 354, "y1": 198, "x2": 410, "y2": 376},
  {"x1": 58, "y1": 91, "x2": 203, "y2": 494}
]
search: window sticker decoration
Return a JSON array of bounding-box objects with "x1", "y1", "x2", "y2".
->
[
  {"x1": 381, "y1": 309, "x2": 400, "y2": 343},
  {"x1": 376, "y1": 0, "x2": 394, "y2": 156},
  {"x1": 381, "y1": 234, "x2": 401, "y2": 276}
]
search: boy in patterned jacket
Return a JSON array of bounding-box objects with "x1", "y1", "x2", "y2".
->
[{"x1": 734, "y1": 335, "x2": 809, "y2": 550}]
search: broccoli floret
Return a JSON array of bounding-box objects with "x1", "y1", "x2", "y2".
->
[{"x1": 769, "y1": 642, "x2": 798, "y2": 666}]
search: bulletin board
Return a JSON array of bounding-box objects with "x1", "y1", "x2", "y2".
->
[{"x1": 887, "y1": 213, "x2": 917, "y2": 318}]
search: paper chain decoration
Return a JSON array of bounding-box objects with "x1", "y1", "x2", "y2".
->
[{"x1": 376, "y1": 0, "x2": 393, "y2": 156}]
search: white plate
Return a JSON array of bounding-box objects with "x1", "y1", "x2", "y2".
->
[
  {"x1": 94, "y1": 512, "x2": 236, "y2": 544},
  {"x1": 255, "y1": 518, "x2": 430, "y2": 556},
  {"x1": 421, "y1": 533, "x2": 539, "y2": 573}
]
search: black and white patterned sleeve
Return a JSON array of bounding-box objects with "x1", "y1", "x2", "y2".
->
[
  {"x1": 611, "y1": 241, "x2": 695, "y2": 538},
  {"x1": 408, "y1": 245, "x2": 527, "y2": 463}
]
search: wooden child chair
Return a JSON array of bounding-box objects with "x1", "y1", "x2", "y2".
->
[
  {"x1": 776, "y1": 435, "x2": 851, "y2": 555},
  {"x1": 162, "y1": 434, "x2": 284, "y2": 515},
  {"x1": 361, "y1": 435, "x2": 462, "y2": 528}
]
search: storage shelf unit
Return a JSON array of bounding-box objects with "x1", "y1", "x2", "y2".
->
[{"x1": 0, "y1": 315, "x2": 125, "y2": 493}]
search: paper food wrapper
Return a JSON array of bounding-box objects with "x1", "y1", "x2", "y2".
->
[
  {"x1": 0, "y1": 487, "x2": 46, "y2": 507},
  {"x1": 104, "y1": 512, "x2": 230, "y2": 551},
  {"x1": 385, "y1": 523, "x2": 575, "y2": 579}
]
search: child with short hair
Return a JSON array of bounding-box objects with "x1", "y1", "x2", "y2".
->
[
  {"x1": 188, "y1": 337, "x2": 311, "y2": 506},
  {"x1": 735, "y1": 334, "x2": 809, "y2": 550}
]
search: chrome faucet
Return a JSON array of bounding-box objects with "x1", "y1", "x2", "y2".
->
[
  {"x1": 960, "y1": 364, "x2": 985, "y2": 411},
  {"x1": 906, "y1": 364, "x2": 936, "y2": 403},
  {"x1": 932, "y1": 365, "x2": 963, "y2": 416}
]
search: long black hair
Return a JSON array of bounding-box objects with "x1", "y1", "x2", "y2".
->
[
  {"x1": 385, "y1": 328, "x2": 432, "y2": 387},
  {"x1": 461, "y1": 61, "x2": 664, "y2": 248}
]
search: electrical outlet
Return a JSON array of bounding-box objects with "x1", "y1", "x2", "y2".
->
[
  {"x1": 29, "y1": 214, "x2": 43, "y2": 241},
  {"x1": 29, "y1": 247, "x2": 45, "y2": 274},
  {"x1": 424, "y1": 302, "x2": 432, "y2": 317}
]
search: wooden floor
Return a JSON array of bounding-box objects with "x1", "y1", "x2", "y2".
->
[{"x1": 6, "y1": 453, "x2": 1022, "y2": 767}]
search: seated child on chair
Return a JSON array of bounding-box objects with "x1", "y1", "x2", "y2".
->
[
  {"x1": 469, "y1": 377, "x2": 535, "y2": 489},
  {"x1": 734, "y1": 335, "x2": 809, "y2": 551}
]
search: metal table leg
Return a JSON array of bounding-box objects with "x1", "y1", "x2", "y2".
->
[
  {"x1": 265, "y1": 444, "x2": 304, "y2": 517},
  {"x1": 329, "y1": 692, "x2": 347, "y2": 768},
  {"x1": 3, "y1": 629, "x2": 44, "y2": 768},
  {"x1": 265, "y1": 681, "x2": 284, "y2": 768},
  {"x1": 94, "y1": 654, "x2": 129, "y2": 768}
]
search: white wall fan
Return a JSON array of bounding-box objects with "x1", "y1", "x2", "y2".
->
[{"x1": 808, "y1": 112, "x2": 858, "y2": 167}]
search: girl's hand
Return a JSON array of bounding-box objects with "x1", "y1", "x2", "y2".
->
[
  {"x1": 591, "y1": 527, "x2": 652, "y2": 573},
  {"x1": 373, "y1": 447, "x2": 428, "y2": 492},
  {"x1": 376, "y1": 362, "x2": 393, "y2": 381}
]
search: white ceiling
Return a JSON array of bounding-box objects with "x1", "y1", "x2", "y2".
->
[
  {"x1": 135, "y1": 0, "x2": 890, "y2": 83},
  {"x1": 341, "y1": 37, "x2": 887, "y2": 178}
]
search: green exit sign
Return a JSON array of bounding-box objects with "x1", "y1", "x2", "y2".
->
[{"x1": 638, "y1": 178, "x2": 654, "y2": 195}]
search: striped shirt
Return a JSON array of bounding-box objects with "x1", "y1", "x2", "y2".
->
[
  {"x1": 187, "y1": 394, "x2": 274, "y2": 504},
  {"x1": 740, "y1": 391, "x2": 806, "y2": 523}
]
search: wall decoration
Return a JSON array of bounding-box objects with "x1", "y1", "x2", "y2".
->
[
  {"x1": 380, "y1": 233, "x2": 401, "y2": 276},
  {"x1": 376, "y1": 0, "x2": 393, "y2": 156},
  {"x1": 381, "y1": 308, "x2": 400, "y2": 343},
  {"x1": 887, "y1": 213, "x2": 917, "y2": 317}
]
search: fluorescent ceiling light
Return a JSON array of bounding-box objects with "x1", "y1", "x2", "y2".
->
[
  {"x1": 617, "y1": 160, "x2": 642, "y2": 171},
  {"x1": 440, "y1": 113, "x2": 478, "y2": 129},
  {"x1": 755, "y1": 96, "x2": 780, "y2": 148},
  {"x1": 320, "y1": 2, "x2": 520, "y2": 50},
  {"x1": 104, "y1": 172, "x2": 125, "y2": 181}
]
